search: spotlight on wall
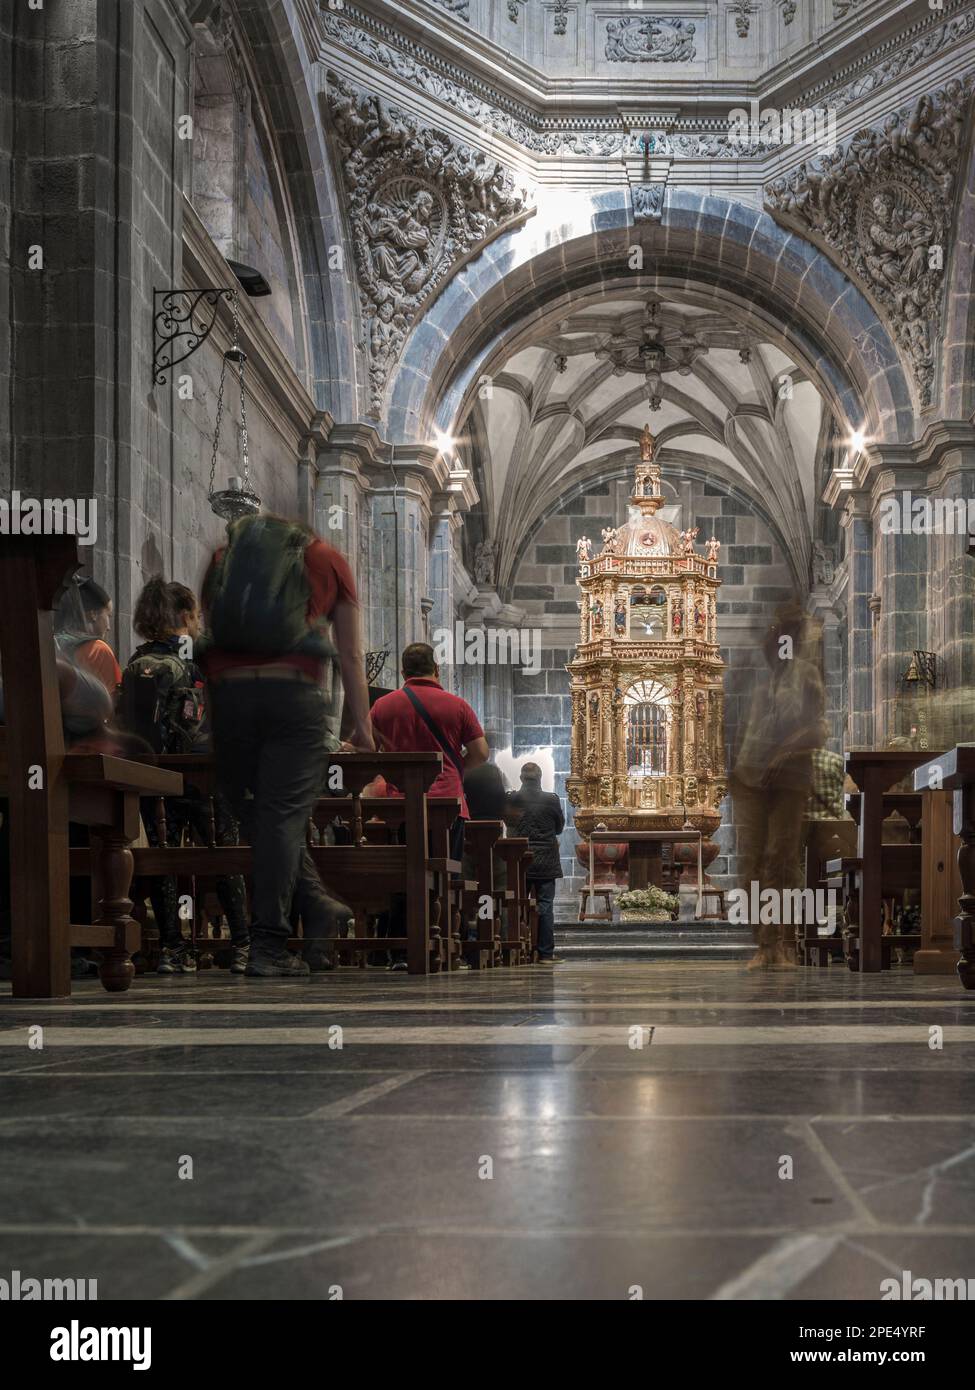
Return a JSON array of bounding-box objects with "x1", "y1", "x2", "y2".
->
[
  {"x1": 227, "y1": 259, "x2": 272, "y2": 297},
  {"x1": 850, "y1": 430, "x2": 866, "y2": 453}
]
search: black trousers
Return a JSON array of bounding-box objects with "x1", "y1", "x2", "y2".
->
[{"x1": 210, "y1": 678, "x2": 328, "y2": 950}]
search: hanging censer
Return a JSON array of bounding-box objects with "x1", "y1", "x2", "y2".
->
[{"x1": 208, "y1": 292, "x2": 262, "y2": 521}]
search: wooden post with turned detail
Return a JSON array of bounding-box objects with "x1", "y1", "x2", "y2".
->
[{"x1": 914, "y1": 747, "x2": 975, "y2": 990}]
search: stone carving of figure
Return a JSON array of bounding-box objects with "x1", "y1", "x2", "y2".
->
[
  {"x1": 473, "y1": 539, "x2": 496, "y2": 585},
  {"x1": 705, "y1": 535, "x2": 721, "y2": 563},
  {"x1": 812, "y1": 540, "x2": 835, "y2": 587},
  {"x1": 681, "y1": 527, "x2": 699, "y2": 555},
  {"x1": 614, "y1": 598, "x2": 627, "y2": 635},
  {"x1": 694, "y1": 599, "x2": 706, "y2": 634},
  {"x1": 672, "y1": 605, "x2": 683, "y2": 636},
  {"x1": 863, "y1": 191, "x2": 934, "y2": 307},
  {"x1": 365, "y1": 190, "x2": 436, "y2": 299},
  {"x1": 576, "y1": 535, "x2": 592, "y2": 564},
  {"x1": 695, "y1": 691, "x2": 706, "y2": 719},
  {"x1": 591, "y1": 600, "x2": 604, "y2": 635},
  {"x1": 601, "y1": 526, "x2": 621, "y2": 555},
  {"x1": 640, "y1": 423, "x2": 656, "y2": 461}
]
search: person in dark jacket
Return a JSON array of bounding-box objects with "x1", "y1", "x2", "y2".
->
[
  {"x1": 123, "y1": 578, "x2": 250, "y2": 975},
  {"x1": 506, "y1": 762, "x2": 564, "y2": 962},
  {"x1": 462, "y1": 762, "x2": 510, "y2": 895}
]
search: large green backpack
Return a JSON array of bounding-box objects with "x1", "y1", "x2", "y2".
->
[
  {"x1": 202, "y1": 515, "x2": 344, "y2": 750},
  {"x1": 203, "y1": 515, "x2": 334, "y2": 658}
]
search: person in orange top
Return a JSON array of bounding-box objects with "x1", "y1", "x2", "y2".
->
[{"x1": 54, "y1": 577, "x2": 122, "y2": 695}]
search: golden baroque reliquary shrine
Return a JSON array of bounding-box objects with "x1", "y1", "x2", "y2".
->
[{"x1": 566, "y1": 426, "x2": 726, "y2": 840}]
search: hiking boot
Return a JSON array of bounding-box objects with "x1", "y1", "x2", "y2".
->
[
  {"x1": 229, "y1": 945, "x2": 250, "y2": 975},
  {"x1": 157, "y1": 946, "x2": 197, "y2": 975},
  {"x1": 387, "y1": 959, "x2": 408, "y2": 973},
  {"x1": 537, "y1": 954, "x2": 564, "y2": 964},
  {"x1": 245, "y1": 948, "x2": 310, "y2": 978}
]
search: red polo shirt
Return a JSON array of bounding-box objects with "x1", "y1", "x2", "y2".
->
[
  {"x1": 201, "y1": 538, "x2": 357, "y2": 680},
  {"x1": 370, "y1": 677, "x2": 484, "y2": 816}
]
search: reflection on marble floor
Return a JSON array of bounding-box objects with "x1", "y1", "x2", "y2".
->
[{"x1": 1, "y1": 964, "x2": 974, "y2": 1300}]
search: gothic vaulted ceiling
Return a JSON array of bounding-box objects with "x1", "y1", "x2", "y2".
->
[{"x1": 466, "y1": 291, "x2": 826, "y2": 589}]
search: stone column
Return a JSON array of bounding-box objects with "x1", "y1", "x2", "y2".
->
[
  {"x1": 808, "y1": 588, "x2": 845, "y2": 754},
  {"x1": 918, "y1": 426, "x2": 975, "y2": 744},
  {"x1": 466, "y1": 588, "x2": 527, "y2": 750},
  {"x1": 429, "y1": 473, "x2": 477, "y2": 692},
  {"x1": 869, "y1": 455, "x2": 931, "y2": 747},
  {"x1": 313, "y1": 424, "x2": 384, "y2": 680},
  {"x1": 834, "y1": 490, "x2": 874, "y2": 749}
]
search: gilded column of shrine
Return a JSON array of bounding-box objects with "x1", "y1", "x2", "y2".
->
[{"x1": 566, "y1": 426, "x2": 727, "y2": 847}]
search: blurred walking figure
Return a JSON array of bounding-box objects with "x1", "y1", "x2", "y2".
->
[
  {"x1": 729, "y1": 602, "x2": 826, "y2": 970},
  {"x1": 201, "y1": 514, "x2": 373, "y2": 978}
]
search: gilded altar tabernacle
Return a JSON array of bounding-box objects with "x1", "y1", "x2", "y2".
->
[{"x1": 567, "y1": 426, "x2": 726, "y2": 839}]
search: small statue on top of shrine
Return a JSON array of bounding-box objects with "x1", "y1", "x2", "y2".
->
[
  {"x1": 681, "y1": 527, "x2": 699, "y2": 555},
  {"x1": 705, "y1": 534, "x2": 721, "y2": 563},
  {"x1": 576, "y1": 535, "x2": 592, "y2": 564},
  {"x1": 640, "y1": 423, "x2": 656, "y2": 461},
  {"x1": 601, "y1": 526, "x2": 621, "y2": 555}
]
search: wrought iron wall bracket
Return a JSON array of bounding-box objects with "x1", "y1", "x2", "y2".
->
[{"x1": 153, "y1": 287, "x2": 237, "y2": 385}]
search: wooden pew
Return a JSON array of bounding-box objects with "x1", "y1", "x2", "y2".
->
[
  {"x1": 462, "y1": 819, "x2": 506, "y2": 968},
  {"x1": 312, "y1": 794, "x2": 470, "y2": 971},
  {"x1": 913, "y1": 746, "x2": 975, "y2": 990},
  {"x1": 830, "y1": 750, "x2": 935, "y2": 972},
  {"x1": 0, "y1": 533, "x2": 182, "y2": 997},
  {"x1": 798, "y1": 818, "x2": 857, "y2": 965},
  {"x1": 70, "y1": 751, "x2": 446, "y2": 975},
  {"x1": 493, "y1": 837, "x2": 536, "y2": 963}
]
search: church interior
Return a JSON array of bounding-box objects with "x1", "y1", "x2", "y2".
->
[{"x1": 2, "y1": 0, "x2": 975, "y2": 1322}]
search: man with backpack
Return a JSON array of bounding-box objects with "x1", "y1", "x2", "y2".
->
[
  {"x1": 200, "y1": 514, "x2": 373, "y2": 978},
  {"x1": 369, "y1": 642, "x2": 489, "y2": 970}
]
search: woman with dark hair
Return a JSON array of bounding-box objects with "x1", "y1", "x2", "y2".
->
[
  {"x1": 121, "y1": 577, "x2": 249, "y2": 975},
  {"x1": 54, "y1": 577, "x2": 122, "y2": 695}
]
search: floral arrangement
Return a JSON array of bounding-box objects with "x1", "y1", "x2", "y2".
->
[{"x1": 617, "y1": 886, "x2": 679, "y2": 920}]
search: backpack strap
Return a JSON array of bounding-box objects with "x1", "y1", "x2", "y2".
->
[{"x1": 400, "y1": 684, "x2": 466, "y2": 782}]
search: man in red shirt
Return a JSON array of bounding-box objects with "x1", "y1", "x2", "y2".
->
[
  {"x1": 370, "y1": 642, "x2": 489, "y2": 969},
  {"x1": 201, "y1": 514, "x2": 373, "y2": 977}
]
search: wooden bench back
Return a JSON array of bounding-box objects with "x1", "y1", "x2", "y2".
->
[{"x1": 0, "y1": 534, "x2": 81, "y2": 989}]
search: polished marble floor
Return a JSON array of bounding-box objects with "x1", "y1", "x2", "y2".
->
[{"x1": 1, "y1": 961, "x2": 974, "y2": 1300}]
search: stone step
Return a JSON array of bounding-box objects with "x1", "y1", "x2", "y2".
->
[{"x1": 554, "y1": 924, "x2": 755, "y2": 961}]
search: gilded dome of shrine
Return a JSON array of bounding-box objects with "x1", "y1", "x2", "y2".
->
[{"x1": 616, "y1": 511, "x2": 682, "y2": 558}]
